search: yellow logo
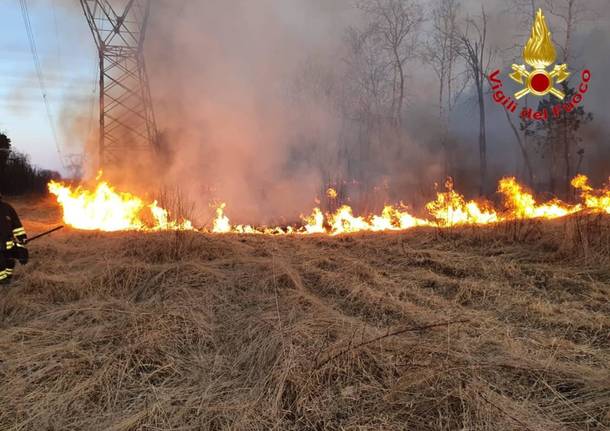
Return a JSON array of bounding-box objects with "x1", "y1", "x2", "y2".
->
[{"x1": 509, "y1": 9, "x2": 570, "y2": 100}]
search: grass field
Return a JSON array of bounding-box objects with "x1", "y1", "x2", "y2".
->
[{"x1": 1, "y1": 197, "x2": 609, "y2": 430}]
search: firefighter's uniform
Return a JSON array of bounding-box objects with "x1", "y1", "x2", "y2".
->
[{"x1": 0, "y1": 199, "x2": 28, "y2": 285}]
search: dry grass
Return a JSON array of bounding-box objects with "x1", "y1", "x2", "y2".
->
[{"x1": 0, "y1": 199, "x2": 609, "y2": 430}]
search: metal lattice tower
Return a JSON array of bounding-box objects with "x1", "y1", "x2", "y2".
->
[{"x1": 80, "y1": 0, "x2": 158, "y2": 168}]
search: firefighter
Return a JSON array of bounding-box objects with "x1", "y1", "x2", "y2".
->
[{"x1": 0, "y1": 194, "x2": 28, "y2": 285}]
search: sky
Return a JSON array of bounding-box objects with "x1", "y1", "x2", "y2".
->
[{"x1": 0, "y1": 0, "x2": 95, "y2": 175}]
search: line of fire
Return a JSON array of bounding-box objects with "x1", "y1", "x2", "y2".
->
[{"x1": 38, "y1": 5, "x2": 605, "y2": 236}]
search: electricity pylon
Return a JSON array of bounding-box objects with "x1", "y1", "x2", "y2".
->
[
  {"x1": 63, "y1": 153, "x2": 85, "y2": 179},
  {"x1": 80, "y1": 0, "x2": 158, "y2": 168}
]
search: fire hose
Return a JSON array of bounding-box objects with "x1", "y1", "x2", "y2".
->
[{"x1": 26, "y1": 225, "x2": 64, "y2": 243}]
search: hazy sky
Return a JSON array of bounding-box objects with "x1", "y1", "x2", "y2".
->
[{"x1": 0, "y1": 0, "x2": 95, "y2": 175}]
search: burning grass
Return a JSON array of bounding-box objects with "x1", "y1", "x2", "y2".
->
[
  {"x1": 47, "y1": 174, "x2": 610, "y2": 235},
  {"x1": 0, "y1": 200, "x2": 609, "y2": 430}
]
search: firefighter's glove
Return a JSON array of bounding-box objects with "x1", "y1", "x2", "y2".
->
[{"x1": 15, "y1": 233, "x2": 27, "y2": 245}]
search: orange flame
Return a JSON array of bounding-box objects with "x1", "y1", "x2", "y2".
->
[
  {"x1": 498, "y1": 177, "x2": 580, "y2": 219},
  {"x1": 211, "y1": 204, "x2": 231, "y2": 233},
  {"x1": 426, "y1": 178, "x2": 498, "y2": 226},
  {"x1": 48, "y1": 180, "x2": 193, "y2": 231},
  {"x1": 571, "y1": 175, "x2": 610, "y2": 214},
  {"x1": 302, "y1": 207, "x2": 325, "y2": 234},
  {"x1": 49, "y1": 175, "x2": 610, "y2": 235}
]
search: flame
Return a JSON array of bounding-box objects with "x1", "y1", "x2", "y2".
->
[
  {"x1": 426, "y1": 178, "x2": 498, "y2": 226},
  {"x1": 49, "y1": 175, "x2": 610, "y2": 235},
  {"x1": 370, "y1": 205, "x2": 430, "y2": 231},
  {"x1": 328, "y1": 205, "x2": 371, "y2": 234},
  {"x1": 212, "y1": 203, "x2": 429, "y2": 235},
  {"x1": 572, "y1": 175, "x2": 610, "y2": 214},
  {"x1": 326, "y1": 188, "x2": 338, "y2": 199},
  {"x1": 498, "y1": 177, "x2": 580, "y2": 219},
  {"x1": 149, "y1": 202, "x2": 194, "y2": 230},
  {"x1": 211, "y1": 204, "x2": 231, "y2": 233},
  {"x1": 523, "y1": 9, "x2": 557, "y2": 69},
  {"x1": 48, "y1": 180, "x2": 193, "y2": 231},
  {"x1": 211, "y1": 204, "x2": 291, "y2": 234},
  {"x1": 302, "y1": 207, "x2": 325, "y2": 234}
]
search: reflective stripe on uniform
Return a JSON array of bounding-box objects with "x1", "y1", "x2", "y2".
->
[
  {"x1": 5, "y1": 241, "x2": 14, "y2": 250},
  {"x1": 5, "y1": 268, "x2": 13, "y2": 275},
  {"x1": 13, "y1": 227, "x2": 26, "y2": 236},
  {"x1": 0, "y1": 271, "x2": 7, "y2": 280}
]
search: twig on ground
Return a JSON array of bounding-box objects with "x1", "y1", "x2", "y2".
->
[{"x1": 314, "y1": 319, "x2": 470, "y2": 370}]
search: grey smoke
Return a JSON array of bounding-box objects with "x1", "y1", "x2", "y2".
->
[{"x1": 52, "y1": 0, "x2": 610, "y2": 224}]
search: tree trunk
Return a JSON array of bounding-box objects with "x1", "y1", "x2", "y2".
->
[
  {"x1": 549, "y1": 129, "x2": 557, "y2": 195},
  {"x1": 439, "y1": 66, "x2": 447, "y2": 177},
  {"x1": 477, "y1": 76, "x2": 487, "y2": 196},
  {"x1": 563, "y1": 113, "x2": 570, "y2": 198},
  {"x1": 395, "y1": 49, "x2": 405, "y2": 128},
  {"x1": 564, "y1": 0, "x2": 573, "y2": 63},
  {"x1": 505, "y1": 109, "x2": 534, "y2": 185}
]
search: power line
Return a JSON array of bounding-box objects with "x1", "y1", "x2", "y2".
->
[
  {"x1": 51, "y1": 0, "x2": 62, "y2": 70},
  {"x1": 17, "y1": 0, "x2": 65, "y2": 167}
]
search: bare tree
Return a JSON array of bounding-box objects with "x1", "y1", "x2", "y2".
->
[
  {"x1": 505, "y1": 110, "x2": 535, "y2": 185},
  {"x1": 358, "y1": 0, "x2": 424, "y2": 127},
  {"x1": 343, "y1": 26, "x2": 393, "y2": 126},
  {"x1": 507, "y1": 0, "x2": 595, "y2": 194},
  {"x1": 504, "y1": 0, "x2": 540, "y2": 186},
  {"x1": 290, "y1": 57, "x2": 344, "y2": 194},
  {"x1": 511, "y1": 0, "x2": 540, "y2": 32},
  {"x1": 542, "y1": 0, "x2": 594, "y2": 195},
  {"x1": 543, "y1": 0, "x2": 593, "y2": 63},
  {"x1": 454, "y1": 7, "x2": 495, "y2": 195},
  {"x1": 422, "y1": 0, "x2": 466, "y2": 177},
  {"x1": 340, "y1": 1, "x2": 423, "y2": 197},
  {"x1": 343, "y1": 25, "x2": 394, "y2": 189}
]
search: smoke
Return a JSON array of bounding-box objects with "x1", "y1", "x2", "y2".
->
[
  {"x1": 49, "y1": 0, "x2": 610, "y2": 224},
  {"x1": 141, "y1": 0, "x2": 354, "y2": 224}
]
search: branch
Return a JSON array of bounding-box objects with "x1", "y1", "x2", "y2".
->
[{"x1": 314, "y1": 319, "x2": 470, "y2": 370}]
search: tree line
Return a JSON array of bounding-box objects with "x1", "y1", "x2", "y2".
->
[
  {"x1": 291, "y1": 0, "x2": 596, "y2": 203},
  {"x1": 0, "y1": 132, "x2": 61, "y2": 196}
]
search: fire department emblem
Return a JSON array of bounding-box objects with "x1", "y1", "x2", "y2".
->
[{"x1": 509, "y1": 9, "x2": 569, "y2": 100}]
